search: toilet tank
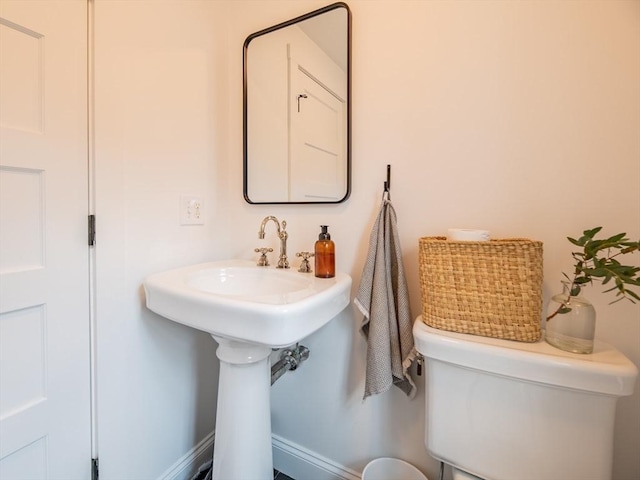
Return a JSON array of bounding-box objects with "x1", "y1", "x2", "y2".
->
[{"x1": 413, "y1": 319, "x2": 638, "y2": 480}]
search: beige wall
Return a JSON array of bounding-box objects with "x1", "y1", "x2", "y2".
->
[
  {"x1": 227, "y1": 1, "x2": 640, "y2": 479},
  {"x1": 94, "y1": 1, "x2": 228, "y2": 477}
]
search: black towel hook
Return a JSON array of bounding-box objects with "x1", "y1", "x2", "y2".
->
[{"x1": 383, "y1": 164, "x2": 391, "y2": 193}]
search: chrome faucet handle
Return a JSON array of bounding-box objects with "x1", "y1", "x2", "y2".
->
[
  {"x1": 296, "y1": 251, "x2": 314, "y2": 273},
  {"x1": 254, "y1": 247, "x2": 273, "y2": 267}
]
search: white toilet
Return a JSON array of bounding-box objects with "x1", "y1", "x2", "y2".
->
[{"x1": 413, "y1": 318, "x2": 638, "y2": 480}]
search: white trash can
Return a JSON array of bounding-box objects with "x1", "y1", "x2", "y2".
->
[{"x1": 362, "y1": 457, "x2": 428, "y2": 480}]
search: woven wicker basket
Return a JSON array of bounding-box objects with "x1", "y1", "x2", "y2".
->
[{"x1": 419, "y1": 237, "x2": 543, "y2": 342}]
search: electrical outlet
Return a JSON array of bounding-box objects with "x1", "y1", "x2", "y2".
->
[{"x1": 180, "y1": 195, "x2": 204, "y2": 225}]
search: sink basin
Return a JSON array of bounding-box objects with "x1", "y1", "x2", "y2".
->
[
  {"x1": 143, "y1": 259, "x2": 352, "y2": 347},
  {"x1": 187, "y1": 264, "x2": 314, "y2": 302}
]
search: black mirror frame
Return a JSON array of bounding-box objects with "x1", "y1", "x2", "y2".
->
[{"x1": 242, "y1": 2, "x2": 352, "y2": 205}]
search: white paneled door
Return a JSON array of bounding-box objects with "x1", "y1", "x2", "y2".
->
[{"x1": 0, "y1": 1, "x2": 91, "y2": 478}]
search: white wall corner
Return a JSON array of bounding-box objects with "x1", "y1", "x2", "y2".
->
[{"x1": 157, "y1": 432, "x2": 215, "y2": 480}]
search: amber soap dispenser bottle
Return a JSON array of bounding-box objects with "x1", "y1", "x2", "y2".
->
[{"x1": 314, "y1": 225, "x2": 335, "y2": 278}]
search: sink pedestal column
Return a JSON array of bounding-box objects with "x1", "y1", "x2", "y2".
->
[{"x1": 212, "y1": 336, "x2": 273, "y2": 480}]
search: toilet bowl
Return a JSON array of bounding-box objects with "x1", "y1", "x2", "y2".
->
[{"x1": 413, "y1": 318, "x2": 638, "y2": 480}]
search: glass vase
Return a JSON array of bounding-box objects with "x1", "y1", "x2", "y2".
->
[{"x1": 545, "y1": 287, "x2": 596, "y2": 354}]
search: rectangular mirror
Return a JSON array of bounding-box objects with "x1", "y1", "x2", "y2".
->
[{"x1": 243, "y1": 2, "x2": 351, "y2": 204}]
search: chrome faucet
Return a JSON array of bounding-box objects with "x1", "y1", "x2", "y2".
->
[{"x1": 258, "y1": 216, "x2": 289, "y2": 269}]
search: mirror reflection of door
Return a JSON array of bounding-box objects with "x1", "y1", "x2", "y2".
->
[
  {"x1": 243, "y1": 3, "x2": 350, "y2": 204},
  {"x1": 289, "y1": 47, "x2": 346, "y2": 201}
]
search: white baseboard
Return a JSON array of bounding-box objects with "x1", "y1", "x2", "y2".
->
[
  {"x1": 272, "y1": 434, "x2": 361, "y2": 480},
  {"x1": 158, "y1": 431, "x2": 361, "y2": 480},
  {"x1": 158, "y1": 431, "x2": 214, "y2": 480}
]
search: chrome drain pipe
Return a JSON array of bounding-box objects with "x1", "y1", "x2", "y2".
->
[{"x1": 271, "y1": 344, "x2": 310, "y2": 385}]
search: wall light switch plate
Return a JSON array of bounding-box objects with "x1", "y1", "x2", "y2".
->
[{"x1": 180, "y1": 195, "x2": 204, "y2": 225}]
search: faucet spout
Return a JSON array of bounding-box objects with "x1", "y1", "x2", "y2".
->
[
  {"x1": 258, "y1": 216, "x2": 289, "y2": 269},
  {"x1": 258, "y1": 215, "x2": 280, "y2": 239}
]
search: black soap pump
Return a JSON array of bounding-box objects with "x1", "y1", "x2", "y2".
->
[{"x1": 314, "y1": 225, "x2": 335, "y2": 278}]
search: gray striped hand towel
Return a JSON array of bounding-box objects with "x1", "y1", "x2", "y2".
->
[{"x1": 355, "y1": 192, "x2": 416, "y2": 399}]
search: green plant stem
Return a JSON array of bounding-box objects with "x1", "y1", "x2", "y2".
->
[
  {"x1": 546, "y1": 282, "x2": 576, "y2": 322},
  {"x1": 546, "y1": 307, "x2": 562, "y2": 322}
]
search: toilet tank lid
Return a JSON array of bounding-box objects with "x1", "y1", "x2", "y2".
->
[{"x1": 413, "y1": 318, "x2": 638, "y2": 396}]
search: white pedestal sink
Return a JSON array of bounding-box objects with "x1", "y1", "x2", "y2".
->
[{"x1": 143, "y1": 260, "x2": 352, "y2": 479}]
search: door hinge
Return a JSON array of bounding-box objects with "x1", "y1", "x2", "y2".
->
[
  {"x1": 88, "y1": 214, "x2": 96, "y2": 246},
  {"x1": 91, "y1": 457, "x2": 99, "y2": 480}
]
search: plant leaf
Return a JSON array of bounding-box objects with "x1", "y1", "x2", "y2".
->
[
  {"x1": 627, "y1": 290, "x2": 640, "y2": 302},
  {"x1": 605, "y1": 233, "x2": 626, "y2": 243},
  {"x1": 584, "y1": 226, "x2": 603, "y2": 238},
  {"x1": 568, "y1": 237, "x2": 582, "y2": 246}
]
